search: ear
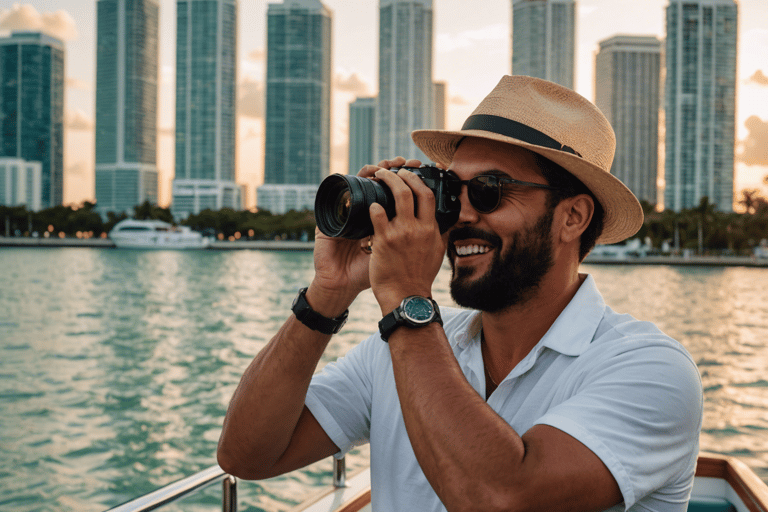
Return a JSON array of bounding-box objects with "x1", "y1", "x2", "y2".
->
[{"x1": 557, "y1": 194, "x2": 594, "y2": 244}]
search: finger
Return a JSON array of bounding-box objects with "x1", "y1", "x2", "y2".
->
[
  {"x1": 376, "y1": 156, "x2": 406, "y2": 170},
  {"x1": 397, "y1": 169, "x2": 436, "y2": 222},
  {"x1": 375, "y1": 168, "x2": 415, "y2": 219},
  {"x1": 358, "y1": 164, "x2": 382, "y2": 178},
  {"x1": 404, "y1": 159, "x2": 422, "y2": 168}
]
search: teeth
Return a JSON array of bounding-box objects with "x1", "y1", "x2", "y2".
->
[{"x1": 455, "y1": 244, "x2": 491, "y2": 256}]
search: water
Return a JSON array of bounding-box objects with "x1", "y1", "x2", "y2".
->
[{"x1": 1, "y1": 248, "x2": 767, "y2": 511}]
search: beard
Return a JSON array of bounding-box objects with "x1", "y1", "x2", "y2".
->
[{"x1": 448, "y1": 209, "x2": 555, "y2": 313}]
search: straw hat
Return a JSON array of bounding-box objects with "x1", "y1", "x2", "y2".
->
[{"x1": 411, "y1": 75, "x2": 643, "y2": 245}]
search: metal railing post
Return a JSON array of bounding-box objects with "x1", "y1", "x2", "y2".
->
[
  {"x1": 333, "y1": 456, "x2": 346, "y2": 488},
  {"x1": 222, "y1": 475, "x2": 237, "y2": 512}
]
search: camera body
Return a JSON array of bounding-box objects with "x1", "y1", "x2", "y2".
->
[{"x1": 314, "y1": 165, "x2": 462, "y2": 239}]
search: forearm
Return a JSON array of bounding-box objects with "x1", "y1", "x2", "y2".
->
[
  {"x1": 388, "y1": 326, "x2": 528, "y2": 511},
  {"x1": 217, "y1": 286, "x2": 352, "y2": 478}
]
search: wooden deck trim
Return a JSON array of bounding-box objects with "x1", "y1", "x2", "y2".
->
[
  {"x1": 696, "y1": 453, "x2": 768, "y2": 512},
  {"x1": 334, "y1": 489, "x2": 372, "y2": 512}
]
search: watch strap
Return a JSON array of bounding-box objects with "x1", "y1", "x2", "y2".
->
[{"x1": 291, "y1": 287, "x2": 348, "y2": 335}]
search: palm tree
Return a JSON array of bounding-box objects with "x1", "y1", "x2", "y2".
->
[{"x1": 738, "y1": 189, "x2": 762, "y2": 214}]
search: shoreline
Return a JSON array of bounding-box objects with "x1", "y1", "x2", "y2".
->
[
  {"x1": 3, "y1": 237, "x2": 768, "y2": 267},
  {"x1": 0, "y1": 236, "x2": 315, "y2": 251}
]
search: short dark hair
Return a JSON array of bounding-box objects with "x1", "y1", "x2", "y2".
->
[{"x1": 533, "y1": 154, "x2": 604, "y2": 261}]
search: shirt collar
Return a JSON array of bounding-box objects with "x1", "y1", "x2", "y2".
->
[{"x1": 538, "y1": 274, "x2": 606, "y2": 356}]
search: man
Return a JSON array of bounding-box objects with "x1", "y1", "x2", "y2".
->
[{"x1": 218, "y1": 76, "x2": 703, "y2": 511}]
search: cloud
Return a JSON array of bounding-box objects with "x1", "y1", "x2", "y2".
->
[
  {"x1": 747, "y1": 70, "x2": 768, "y2": 87},
  {"x1": 247, "y1": 49, "x2": 265, "y2": 62},
  {"x1": 334, "y1": 72, "x2": 371, "y2": 96},
  {"x1": 450, "y1": 94, "x2": 471, "y2": 106},
  {"x1": 436, "y1": 23, "x2": 508, "y2": 53},
  {"x1": 739, "y1": 116, "x2": 768, "y2": 166},
  {"x1": 238, "y1": 78, "x2": 264, "y2": 119},
  {"x1": 65, "y1": 161, "x2": 88, "y2": 177},
  {"x1": 66, "y1": 109, "x2": 93, "y2": 131},
  {"x1": 0, "y1": 4, "x2": 78, "y2": 41},
  {"x1": 243, "y1": 127, "x2": 260, "y2": 140},
  {"x1": 66, "y1": 77, "x2": 90, "y2": 91}
]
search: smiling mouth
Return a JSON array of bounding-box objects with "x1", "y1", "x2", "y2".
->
[{"x1": 453, "y1": 242, "x2": 493, "y2": 257}]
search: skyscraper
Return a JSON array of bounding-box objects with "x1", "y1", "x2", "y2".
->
[
  {"x1": 376, "y1": 0, "x2": 434, "y2": 162},
  {"x1": 95, "y1": 0, "x2": 160, "y2": 217},
  {"x1": 512, "y1": 0, "x2": 576, "y2": 89},
  {"x1": 0, "y1": 31, "x2": 64, "y2": 209},
  {"x1": 664, "y1": 0, "x2": 737, "y2": 212},
  {"x1": 595, "y1": 35, "x2": 662, "y2": 205},
  {"x1": 348, "y1": 96, "x2": 376, "y2": 174},
  {"x1": 432, "y1": 81, "x2": 446, "y2": 130},
  {"x1": 172, "y1": 0, "x2": 241, "y2": 220},
  {"x1": 259, "y1": 0, "x2": 332, "y2": 214},
  {"x1": 0, "y1": 158, "x2": 43, "y2": 211}
]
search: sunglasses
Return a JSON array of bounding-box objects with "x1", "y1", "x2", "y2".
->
[{"x1": 447, "y1": 174, "x2": 559, "y2": 214}]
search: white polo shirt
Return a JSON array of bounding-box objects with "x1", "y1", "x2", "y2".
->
[{"x1": 305, "y1": 275, "x2": 703, "y2": 512}]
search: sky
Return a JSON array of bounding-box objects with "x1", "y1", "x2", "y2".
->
[{"x1": 1, "y1": 0, "x2": 767, "y2": 210}]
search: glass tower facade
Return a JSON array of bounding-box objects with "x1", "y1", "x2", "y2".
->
[
  {"x1": 595, "y1": 35, "x2": 662, "y2": 205},
  {"x1": 376, "y1": 0, "x2": 433, "y2": 162},
  {"x1": 95, "y1": 0, "x2": 160, "y2": 217},
  {"x1": 348, "y1": 97, "x2": 376, "y2": 175},
  {"x1": 0, "y1": 32, "x2": 64, "y2": 209},
  {"x1": 263, "y1": 0, "x2": 332, "y2": 186},
  {"x1": 664, "y1": 0, "x2": 737, "y2": 212},
  {"x1": 172, "y1": 0, "x2": 240, "y2": 220},
  {"x1": 512, "y1": 0, "x2": 575, "y2": 89}
]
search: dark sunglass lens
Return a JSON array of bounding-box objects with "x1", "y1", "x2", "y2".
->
[{"x1": 468, "y1": 176, "x2": 501, "y2": 213}]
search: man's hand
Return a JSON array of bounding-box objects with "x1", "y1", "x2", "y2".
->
[
  {"x1": 307, "y1": 162, "x2": 386, "y2": 316},
  {"x1": 367, "y1": 157, "x2": 448, "y2": 315}
]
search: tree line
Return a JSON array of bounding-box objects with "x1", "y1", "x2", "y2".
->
[
  {"x1": 635, "y1": 191, "x2": 768, "y2": 255},
  {"x1": 3, "y1": 191, "x2": 768, "y2": 254},
  {"x1": 1, "y1": 201, "x2": 317, "y2": 242}
]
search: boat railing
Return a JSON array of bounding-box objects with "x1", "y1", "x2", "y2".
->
[{"x1": 103, "y1": 456, "x2": 347, "y2": 512}]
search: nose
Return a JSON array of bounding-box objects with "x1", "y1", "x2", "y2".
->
[{"x1": 456, "y1": 182, "x2": 480, "y2": 225}]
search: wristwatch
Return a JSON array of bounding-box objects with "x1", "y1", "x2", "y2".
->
[
  {"x1": 291, "y1": 287, "x2": 348, "y2": 335},
  {"x1": 378, "y1": 296, "x2": 442, "y2": 342}
]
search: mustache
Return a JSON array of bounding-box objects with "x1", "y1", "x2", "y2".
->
[{"x1": 448, "y1": 226, "x2": 502, "y2": 248}]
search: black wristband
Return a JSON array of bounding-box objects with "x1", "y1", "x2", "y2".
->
[{"x1": 291, "y1": 287, "x2": 348, "y2": 335}]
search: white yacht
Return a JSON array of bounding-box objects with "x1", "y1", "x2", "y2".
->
[{"x1": 109, "y1": 219, "x2": 211, "y2": 250}]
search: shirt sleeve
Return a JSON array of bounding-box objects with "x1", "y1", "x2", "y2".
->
[
  {"x1": 305, "y1": 333, "x2": 382, "y2": 456},
  {"x1": 535, "y1": 334, "x2": 703, "y2": 511}
]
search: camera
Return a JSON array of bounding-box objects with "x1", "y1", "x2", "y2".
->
[{"x1": 314, "y1": 165, "x2": 462, "y2": 239}]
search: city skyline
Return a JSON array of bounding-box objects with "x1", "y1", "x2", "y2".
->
[{"x1": 0, "y1": 0, "x2": 766, "y2": 210}]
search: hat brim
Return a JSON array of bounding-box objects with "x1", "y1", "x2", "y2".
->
[{"x1": 412, "y1": 128, "x2": 644, "y2": 245}]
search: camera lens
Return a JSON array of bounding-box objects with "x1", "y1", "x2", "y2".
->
[
  {"x1": 334, "y1": 189, "x2": 352, "y2": 225},
  {"x1": 315, "y1": 174, "x2": 394, "y2": 239}
]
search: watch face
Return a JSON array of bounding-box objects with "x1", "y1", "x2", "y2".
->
[{"x1": 402, "y1": 297, "x2": 435, "y2": 324}]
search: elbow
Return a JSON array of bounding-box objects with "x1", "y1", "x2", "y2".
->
[
  {"x1": 217, "y1": 440, "x2": 269, "y2": 481},
  {"x1": 217, "y1": 444, "x2": 249, "y2": 480}
]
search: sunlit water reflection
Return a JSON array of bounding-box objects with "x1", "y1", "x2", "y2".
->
[{"x1": 1, "y1": 249, "x2": 767, "y2": 511}]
